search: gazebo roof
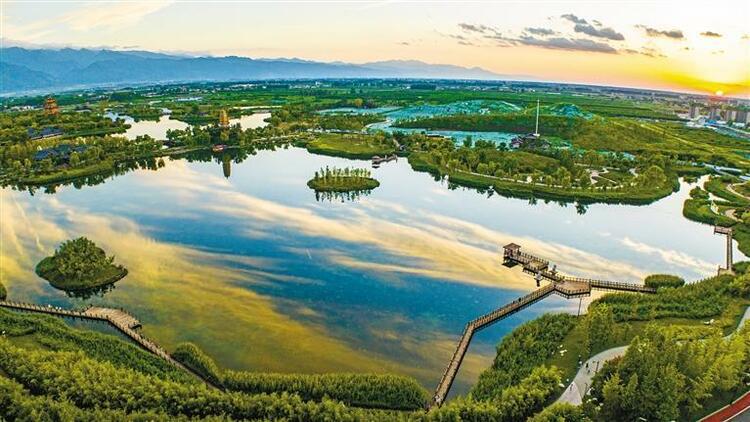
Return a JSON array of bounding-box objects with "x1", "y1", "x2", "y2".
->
[{"x1": 503, "y1": 243, "x2": 521, "y2": 250}]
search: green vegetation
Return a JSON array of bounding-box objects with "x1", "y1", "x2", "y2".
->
[
  {"x1": 407, "y1": 138, "x2": 677, "y2": 205},
  {"x1": 593, "y1": 274, "x2": 735, "y2": 322},
  {"x1": 0, "y1": 308, "x2": 192, "y2": 382},
  {"x1": 307, "y1": 166, "x2": 379, "y2": 192},
  {"x1": 682, "y1": 176, "x2": 750, "y2": 256},
  {"x1": 319, "y1": 113, "x2": 384, "y2": 131},
  {"x1": 644, "y1": 274, "x2": 686, "y2": 289},
  {"x1": 223, "y1": 371, "x2": 428, "y2": 411},
  {"x1": 303, "y1": 132, "x2": 395, "y2": 159},
  {"x1": 588, "y1": 324, "x2": 750, "y2": 421},
  {"x1": 472, "y1": 314, "x2": 577, "y2": 400},
  {"x1": 35, "y1": 237, "x2": 127, "y2": 291},
  {"x1": 0, "y1": 307, "x2": 427, "y2": 418},
  {"x1": 0, "y1": 281, "x2": 5, "y2": 300},
  {"x1": 172, "y1": 342, "x2": 224, "y2": 387}
]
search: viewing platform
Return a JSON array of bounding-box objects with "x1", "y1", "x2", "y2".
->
[{"x1": 429, "y1": 243, "x2": 657, "y2": 409}]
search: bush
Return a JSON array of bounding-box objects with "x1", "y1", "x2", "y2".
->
[
  {"x1": 593, "y1": 275, "x2": 732, "y2": 322},
  {"x1": 0, "y1": 308, "x2": 191, "y2": 383},
  {"x1": 530, "y1": 402, "x2": 591, "y2": 422},
  {"x1": 429, "y1": 366, "x2": 563, "y2": 422},
  {"x1": 0, "y1": 341, "x2": 371, "y2": 421},
  {"x1": 472, "y1": 314, "x2": 576, "y2": 400},
  {"x1": 0, "y1": 281, "x2": 6, "y2": 300},
  {"x1": 729, "y1": 273, "x2": 750, "y2": 298},
  {"x1": 223, "y1": 371, "x2": 428, "y2": 411},
  {"x1": 172, "y1": 342, "x2": 224, "y2": 387},
  {"x1": 644, "y1": 274, "x2": 686, "y2": 289},
  {"x1": 35, "y1": 237, "x2": 127, "y2": 291}
]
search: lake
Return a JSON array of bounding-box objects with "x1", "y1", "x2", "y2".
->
[
  {"x1": 105, "y1": 112, "x2": 271, "y2": 140},
  {"x1": 1, "y1": 146, "x2": 743, "y2": 397}
]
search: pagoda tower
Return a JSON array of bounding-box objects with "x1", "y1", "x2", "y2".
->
[
  {"x1": 218, "y1": 109, "x2": 229, "y2": 127},
  {"x1": 44, "y1": 97, "x2": 60, "y2": 116}
]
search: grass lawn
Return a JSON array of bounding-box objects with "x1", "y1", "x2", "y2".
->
[{"x1": 305, "y1": 133, "x2": 395, "y2": 159}]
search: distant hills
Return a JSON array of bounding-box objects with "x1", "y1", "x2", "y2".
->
[{"x1": 0, "y1": 47, "x2": 504, "y2": 94}]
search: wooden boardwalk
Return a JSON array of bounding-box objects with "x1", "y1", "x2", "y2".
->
[
  {"x1": 430, "y1": 284, "x2": 555, "y2": 407},
  {"x1": 429, "y1": 244, "x2": 656, "y2": 408},
  {"x1": 0, "y1": 300, "x2": 220, "y2": 389},
  {"x1": 503, "y1": 245, "x2": 656, "y2": 294}
]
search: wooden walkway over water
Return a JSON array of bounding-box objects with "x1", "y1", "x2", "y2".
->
[
  {"x1": 0, "y1": 300, "x2": 221, "y2": 389},
  {"x1": 429, "y1": 244, "x2": 656, "y2": 408}
]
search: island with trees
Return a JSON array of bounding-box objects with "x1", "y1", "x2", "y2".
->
[
  {"x1": 35, "y1": 237, "x2": 127, "y2": 292},
  {"x1": 307, "y1": 166, "x2": 379, "y2": 192}
]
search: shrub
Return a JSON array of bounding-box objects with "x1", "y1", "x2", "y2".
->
[
  {"x1": 593, "y1": 275, "x2": 732, "y2": 322},
  {"x1": 530, "y1": 402, "x2": 591, "y2": 422},
  {"x1": 35, "y1": 237, "x2": 127, "y2": 290},
  {"x1": 644, "y1": 274, "x2": 686, "y2": 289},
  {"x1": 172, "y1": 342, "x2": 224, "y2": 387},
  {"x1": 223, "y1": 371, "x2": 428, "y2": 411},
  {"x1": 472, "y1": 314, "x2": 576, "y2": 400},
  {"x1": 429, "y1": 366, "x2": 563, "y2": 422}
]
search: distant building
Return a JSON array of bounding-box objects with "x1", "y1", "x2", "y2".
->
[
  {"x1": 689, "y1": 104, "x2": 701, "y2": 119},
  {"x1": 43, "y1": 97, "x2": 59, "y2": 116},
  {"x1": 708, "y1": 106, "x2": 723, "y2": 120},
  {"x1": 33, "y1": 144, "x2": 87, "y2": 162},
  {"x1": 736, "y1": 110, "x2": 749, "y2": 124},
  {"x1": 27, "y1": 127, "x2": 63, "y2": 140}
]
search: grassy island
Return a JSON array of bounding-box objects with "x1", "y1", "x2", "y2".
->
[
  {"x1": 35, "y1": 237, "x2": 127, "y2": 291},
  {"x1": 307, "y1": 166, "x2": 379, "y2": 192}
]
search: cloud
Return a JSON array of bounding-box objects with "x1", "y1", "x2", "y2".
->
[
  {"x1": 701, "y1": 31, "x2": 722, "y2": 37},
  {"x1": 398, "y1": 41, "x2": 410, "y2": 46},
  {"x1": 742, "y1": 34, "x2": 750, "y2": 40},
  {"x1": 624, "y1": 47, "x2": 666, "y2": 58},
  {"x1": 636, "y1": 25, "x2": 684, "y2": 39},
  {"x1": 517, "y1": 36, "x2": 618, "y2": 53},
  {"x1": 525, "y1": 27, "x2": 557, "y2": 36},
  {"x1": 620, "y1": 237, "x2": 715, "y2": 274},
  {"x1": 560, "y1": 14, "x2": 588, "y2": 25},
  {"x1": 573, "y1": 23, "x2": 625, "y2": 41}
]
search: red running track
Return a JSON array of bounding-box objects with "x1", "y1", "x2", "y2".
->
[{"x1": 703, "y1": 391, "x2": 750, "y2": 422}]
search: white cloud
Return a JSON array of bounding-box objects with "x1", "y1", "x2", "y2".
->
[{"x1": 620, "y1": 237, "x2": 715, "y2": 274}]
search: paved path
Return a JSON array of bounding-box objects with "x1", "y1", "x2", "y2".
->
[{"x1": 558, "y1": 306, "x2": 750, "y2": 406}]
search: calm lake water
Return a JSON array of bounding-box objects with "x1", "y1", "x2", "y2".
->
[
  {"x1": 2, "y1": 144, "x2": 744, "y2": 397},
  {"x1": 105, "y1": 112, "x2": 271, "y2": 140}
]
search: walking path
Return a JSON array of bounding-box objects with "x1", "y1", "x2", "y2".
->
[{"x1": 557, "y1": 306, "x2": 750, "y2": 407}]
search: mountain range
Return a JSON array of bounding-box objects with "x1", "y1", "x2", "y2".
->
[{"x1": 0, "y1": 47, "x2": 505, "y2": 94}]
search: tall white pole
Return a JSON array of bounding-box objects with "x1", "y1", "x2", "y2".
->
[{"x1": 534, "y1": 100, "x2": 540, "y2": 137}]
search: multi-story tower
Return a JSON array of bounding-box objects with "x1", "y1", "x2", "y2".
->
[
  {"x1": 43, "y1": 97, "x2": 59, "y2": 116},
  {"x1": 219, "y1": 109, "x2": 229, "y2": 127}
]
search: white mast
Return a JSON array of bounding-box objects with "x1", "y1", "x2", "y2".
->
[{"x1": 534, "y1": 100, "x2": 540, "y2": 137}]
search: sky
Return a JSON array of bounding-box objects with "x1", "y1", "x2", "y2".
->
[{"x1": 2, "y1": 0, "x2": 749, "y2": 96}]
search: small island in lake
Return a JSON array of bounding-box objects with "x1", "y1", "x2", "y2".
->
[
  {"x1": 307, "y1": 166, "x2": 380, "y2": 192},
  {"x1": 36, "y1": 237, "x2": 128, "y2": 291}
]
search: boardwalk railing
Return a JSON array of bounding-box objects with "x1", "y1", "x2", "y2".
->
[
  {"x1": 0, "y1": 300, "x2": 221, "y2": 389},
  {"x1": 504, "y1": 247, "x2": 657, "y2": 295},
  {"x1": 430, "y1": 284, "x2": 555, "y2": 408},
  {"x1": 430, "y1": 245, "x2": 660, "y2": 409}
]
